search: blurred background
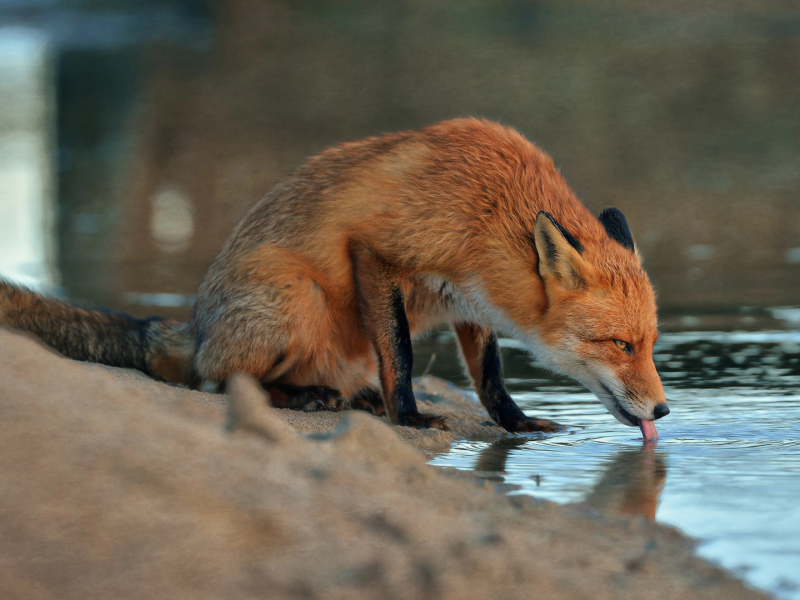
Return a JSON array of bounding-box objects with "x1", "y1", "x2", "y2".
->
[{"x1": 1, "y1": 0, "x2": 798, "y2": 329}]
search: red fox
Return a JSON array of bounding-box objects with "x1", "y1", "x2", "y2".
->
[{"x1": 0, "y1": 118, "x2": 668, "y2": 438}]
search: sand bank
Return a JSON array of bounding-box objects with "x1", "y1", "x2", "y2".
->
[{"x1": 0, "y1": 328, "x2": 766, "y2": 599}]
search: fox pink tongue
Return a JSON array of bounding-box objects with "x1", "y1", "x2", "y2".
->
[{"x1": 639, "y1": 419, "x2": 659, "y2": 441}]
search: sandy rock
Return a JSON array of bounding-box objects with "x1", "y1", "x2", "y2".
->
[
  {"x1": 323, "y1": 411, "x2": 428, "y2": 469},
  {"x1": 226, "y1": 372, "x2": 300, "y2": 445},
  {"x1": 0, "y1": 327, "x2": 769, "y2": 600}
]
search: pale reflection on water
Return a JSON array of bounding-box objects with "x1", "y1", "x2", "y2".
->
[
  {"x1": 465, "y1": 439, "x2": 665, "y2": 520},
  {"x1": 425, "y1": 331, "x2": 800, "y2": 600},
  {"x1": 0, "y1": 29, "x2": 56, "y2": 291}
]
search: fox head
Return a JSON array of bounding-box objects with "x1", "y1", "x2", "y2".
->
[{"x1": 528, "y1": 208, "x2": 668, "y2": 431}]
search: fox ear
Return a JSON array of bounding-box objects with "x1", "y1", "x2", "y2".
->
[
  {"x1": 534, "y1": 211, "x2": 587, "y2": 291},
  {"x1": 598, "y1": 207, "x2": 635, "y2": 251}
]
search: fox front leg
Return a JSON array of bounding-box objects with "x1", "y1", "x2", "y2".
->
[
  {"x1": 350, "y1": 244, "x2": 448, "y2": 430},
  {"x1": 454, "y1": 323, "x2": 563, "y2": 433}
]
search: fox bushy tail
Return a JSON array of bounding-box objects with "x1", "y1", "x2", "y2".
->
[{"x1": 0, "y1": 279, "x2": 195, "y2": 385}]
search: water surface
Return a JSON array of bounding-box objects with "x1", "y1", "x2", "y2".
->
[{"x1": 421, "y1": 328, "x2": 800, "y2": 599}]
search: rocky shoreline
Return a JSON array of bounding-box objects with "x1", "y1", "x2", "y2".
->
[{"x1": 0, "y1": 328, "x2": 768, "y2": 599}]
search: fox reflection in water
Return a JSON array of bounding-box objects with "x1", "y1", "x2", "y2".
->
[{"x1": 474, "y1": 440, "x2": 667, "y2": 520}]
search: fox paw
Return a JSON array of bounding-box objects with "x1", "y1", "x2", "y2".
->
[
  {"x1": 313, "y1": 393, "x2": 350, "y2": 412},
  {"x1": 400, "y1": 413, "x2": 450, "y2": 431},
  {"x1": 507, "y1": 417, "x2": 564, "y2": 434},
  {"x1": 350, "y1": 388, "x2": 387, "y2": 417},
  {"x1": 267, "y1": 384, "x2": 349, "y2": 412},
  {"x1": 300, "y1": 385, "x2": 348, "y2": 411}
]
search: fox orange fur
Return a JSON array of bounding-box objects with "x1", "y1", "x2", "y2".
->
[{"x1": 0, "y1": 118, "x2": 669, "y2": 434}]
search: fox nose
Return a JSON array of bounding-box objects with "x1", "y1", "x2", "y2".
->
[{"x1": 653, "y1": 404, "x2": 670, "y2": 420}]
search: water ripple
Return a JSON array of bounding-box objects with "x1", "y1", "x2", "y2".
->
[{"x1": 421, "y1": 331, "x2": 800, "y2": 600}]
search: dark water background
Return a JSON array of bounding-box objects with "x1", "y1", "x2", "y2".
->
[
  {"x1": 4, "y1": 1, "x2": 800, "y2": 316},
  {"x1": 418, "y1": 324, "x2": 800, "y2": 599}
]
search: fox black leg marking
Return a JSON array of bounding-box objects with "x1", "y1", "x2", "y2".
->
[
  {"x1": 263, "y1": 383, "x2": 348, "y2": 411},
  {"x1": 454, "y1": 323, "x2": 563, "y2": 433},
  {"x1": 350, "y1": 386, "x2": 386, "y2": 416},
  {"x1": 351, "y1": 244, "x2": 448, "y2": 430}
]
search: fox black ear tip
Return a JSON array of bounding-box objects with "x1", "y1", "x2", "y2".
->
[
  {"x1": 534, "y1": 211, "x2": 583, "y2": 254},
  {"x1": 599, "y1": 207, "x2": 627, "y2": 220},
  {"x1": 598, "y1": 208, "x2": 635, "y2": 251},
  {"x1": 536, "y1": 211, "x2": 560, "y2": 230}
]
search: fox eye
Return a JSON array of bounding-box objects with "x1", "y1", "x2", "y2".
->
[{"x1": 613, "y1": 339, "x2": 632, "y2": 354}]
